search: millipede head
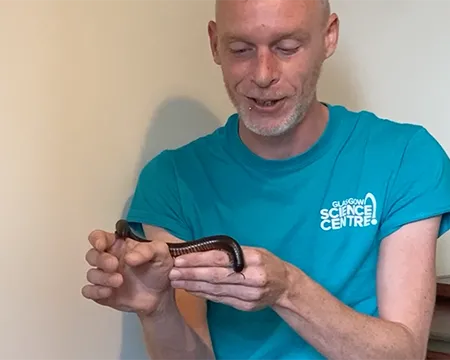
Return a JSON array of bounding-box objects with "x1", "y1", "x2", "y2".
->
[{"x1": 115, "y1": 219, "x2": 130, "y2": 239}]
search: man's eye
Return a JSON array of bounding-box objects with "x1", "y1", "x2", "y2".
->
[
  {"x1": 277, "y1": 46, "x2": 299, "y2": 55},
  {"x1": 276, "y1": 39, "x2": 301, "y2": 55},
  {"x1": 230, "y1": 48, "x2": 250, "y2": 54}
]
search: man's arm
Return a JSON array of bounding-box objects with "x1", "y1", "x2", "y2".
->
[
  {"x1": 138, "y1": 224, "x2": 215, "y2": 360},
  {"x1": 272, "y1": 216, "x2": 439, "y2": 360}
]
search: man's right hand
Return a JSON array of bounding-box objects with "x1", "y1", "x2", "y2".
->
[{"x1": 81, "y1": 229, "x2": 175, "y2": 315}]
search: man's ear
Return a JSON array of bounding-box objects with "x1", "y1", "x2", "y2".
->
[
  {"x1": 208, "y1": 20, "x2": 221, "y2": 65},
  {"x1": 324, "y1": 13, "x2": 339, "y2": 59}
]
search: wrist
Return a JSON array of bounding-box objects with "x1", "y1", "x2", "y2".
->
[
  {"x1": 137, "y1": 288, "x2": 178, "y2": 321},
  {"x1": 275, "y1": 262, "x2": 306, "y2": 310}
]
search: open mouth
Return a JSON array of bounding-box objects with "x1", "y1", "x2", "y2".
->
[{"x1": 248, "y1": 97, "x2": 285, "y2": 108}]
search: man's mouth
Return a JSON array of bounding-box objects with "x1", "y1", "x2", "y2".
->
[{"x1": 248, "y1": 97, "x2": 285, "y2": 108}]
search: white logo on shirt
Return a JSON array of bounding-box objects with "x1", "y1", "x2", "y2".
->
[{"x1": 320, "y1": 193, "x2": 378, "y2": 231}]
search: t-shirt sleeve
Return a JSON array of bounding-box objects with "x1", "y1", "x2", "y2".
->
[
  {"x1": 125, "y1": 150, "x2": 192, "y2": 241},
  {"x1": 378, "y1": 127, "x2": 450, "y2": 240}
]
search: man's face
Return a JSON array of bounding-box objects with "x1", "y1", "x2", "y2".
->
[{"x1": 208, "y1": 0, "x2": 338, "y2": 137}]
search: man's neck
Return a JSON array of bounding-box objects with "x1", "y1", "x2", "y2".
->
[{"x1": 238, "y1": 100, "x2": 329, "y2": 160}]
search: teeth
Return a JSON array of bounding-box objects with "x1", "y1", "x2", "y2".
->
[{"x1": 255, "y1": 99, "x2": 276, "y2": 106}]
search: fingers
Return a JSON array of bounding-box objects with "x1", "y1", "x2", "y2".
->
[
  {"x1": 240, "y1": 247, "x2": 265, "y2": 266},
  {"x1": 191, "y1": 291, "x2": 254, "y2": 311},
  {"x1": 82, "y1": 262, "x2": 123, "y2": 302},
  {"x1": 81, "y1": 284, "x2": 113, "y2": 301},
  {"x1": 173, "y1": 282, "x2": 260, "y2": 300},
  {"x1": 88, "y1": 229, "x2": 117, "y2": 252},
  {"x1": 83, "y1": 233, "x2": 123, "y2": 303},
  {"x1": 189, "y1": 291, "x2": 263, "y2": 311},
  {"x1": 86, "y1": 268, "x2": 123, "y2": 288},
  {"x1": 124, "y1": 240, "x2": 171, "y2": 267},
  {"x1": 85, "y1": 248, "x2": 119, "y2": 273},
  {"x1": 173, "y1": 247, "x2": 265, "y2": 268},
  {"x1": 124, "y1": 241, "x2": 154, "y2": 266},
  {"x1": 169, "y1": 266, "x2": 267, "y2": 287},
  {"x1": 174, "y1": 249, "x2": 231, "y2": 268}
]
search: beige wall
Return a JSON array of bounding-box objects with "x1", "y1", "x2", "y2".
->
[{"x1": 1, "y1": 1, "x2": 448, "y2": 359}]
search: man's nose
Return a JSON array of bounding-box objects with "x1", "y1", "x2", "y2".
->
[{"x1": 251, "y1": 50, "x2": 280, "y2": 88}]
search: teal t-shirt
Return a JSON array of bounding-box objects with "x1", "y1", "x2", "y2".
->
[{"x1": 126, "y1": 103, "x2": 450, "y2": 359}]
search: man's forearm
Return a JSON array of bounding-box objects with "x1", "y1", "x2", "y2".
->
[
  {"x1": 138, "y1": 293, "x2": 215, "y2": 360},
  {"x1": 272, "y1": 264, "x2": 424, "y2": 360}
]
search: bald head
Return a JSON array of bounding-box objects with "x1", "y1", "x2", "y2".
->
[{"x1": 215, "y1": 0, "x2": 331, "y2": 24}]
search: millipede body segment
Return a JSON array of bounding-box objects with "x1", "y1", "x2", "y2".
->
[{"x1": 114, "y1": 219, "x2": 245, "y2": 272}]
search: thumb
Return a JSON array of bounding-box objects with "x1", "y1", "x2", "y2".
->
[
  {"x1": 123, "y1": 240, "x2": 161, "y2": 267},
  {"x1": 88, "y1": 229, "x2": 117, "y2": 252}
]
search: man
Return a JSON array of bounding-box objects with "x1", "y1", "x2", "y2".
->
[{"x1": 82, "y1": 0, "x2": 450, "y2": 359}]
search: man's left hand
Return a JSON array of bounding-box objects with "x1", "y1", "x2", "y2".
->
[{"x1": 168, "y1": 247, "x2": 292, "y2": 311}]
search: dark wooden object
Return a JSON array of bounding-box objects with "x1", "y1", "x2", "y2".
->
[{"x1": 427, "y1": 276, "x2": 450, "y2": 359}]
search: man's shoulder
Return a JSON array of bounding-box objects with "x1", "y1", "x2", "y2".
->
[
  {"x1": 331, "y1": 104, "x2": 442, "y2": 159},
  {"x1": 334, "y1": 104, "x2": 426, "y2": 141},
  {"x1": 331, "y1": 104, "x2": 450, "y2": 185},
  {"x1": 331, "y1": 105, "x2": 450, "y2": 240}
]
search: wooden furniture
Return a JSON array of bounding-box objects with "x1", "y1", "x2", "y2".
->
[{"x1": 427, "y1": 276, "x2": 450, "y2": 359}]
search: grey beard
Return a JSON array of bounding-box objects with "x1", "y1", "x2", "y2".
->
[
  {"x1": 239, "y1": 97, "x2": 312, "y2": 137},
  {"x1": 225, "y1": 65, "x2": 322, "y2": 137}
]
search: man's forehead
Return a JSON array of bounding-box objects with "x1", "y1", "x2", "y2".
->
[{"x1": 214, "y1": 0, "x2": 324, "y2": 37}]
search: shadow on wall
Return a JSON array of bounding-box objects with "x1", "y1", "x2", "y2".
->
[
  {"x1": 135, "y1": 96, "x2": 225, "y2": 174},
  {"x1": 118, "y1": 96, "x2": 223, "y2": 360}
]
